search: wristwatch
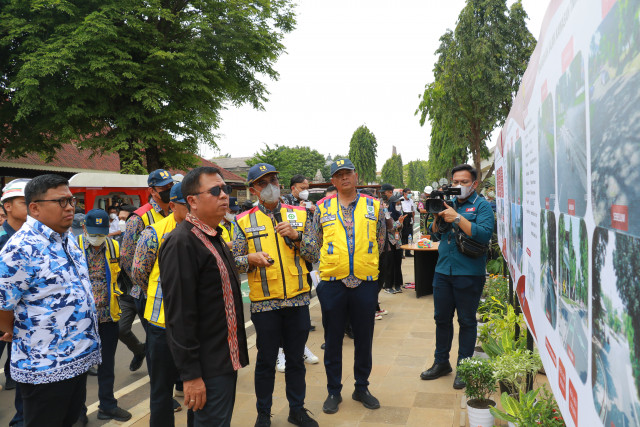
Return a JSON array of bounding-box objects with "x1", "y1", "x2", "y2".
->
[{"x1": 454, "y1": 215, "x2": 461, "y2": 225}]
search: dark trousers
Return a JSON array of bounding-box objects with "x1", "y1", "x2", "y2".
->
[
  {"x1": 383, "y1": 246, "x2": 403, "y2": 289},
  {"x1": 251, "y1": 305, "x2": 310, "y2": 412},
  {"x1": 10, "y1": 385, "x2": 24, "y2": 426},
  {"x1": 186, "y1": 372, "x2": 238, "y2": 427},
  {"x1": 432, "y1": 272, "x2": 485, "y2": 364},
  {"x1": 147, "y1": 324, "x2": 180, "y2": 427},
  {"x1": 118, "y1": 295, "x2": 146, "y2": 356},
  {"x1": 317, "y1": 280, "x2": 377, "y2": 395},
  {"x1": 135, "y1": 295, "x2": 149, "y2": 334},
  {"x1": 97, "y1": 321, "x2": 119, "y2": 410},
  {"x1": 1, "y1": 342, "x2": 24, "y2": 426},
  {"x1": 0, "y1": 340, "x2": 12, "y2": 381},
  {"x1": 20, "y1": 373, "x2": 87, "y2": 427}
]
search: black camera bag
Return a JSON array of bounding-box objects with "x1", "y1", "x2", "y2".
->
[{"x1": 454, "y1": 227, "x2": 489, "y2": 258}]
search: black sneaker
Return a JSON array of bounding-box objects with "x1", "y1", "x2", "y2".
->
[
  {"x1": 322, "y1": 394, "x2": 342, "y2": 414},
  {"x1": 453, "y1": 372, "x2": 466, "y2": 389},
  {"x1": 394, "y1": 287, "x2": 403, "y2": 293},
  {"x1": 288, "y1": 408, "x2": 318, "y2": 426},
  {"x1": 129, "y1": 352, "x2": 145, "y2": 371},
  {"x1": 352, "y1": 389, "x2": 380, "y2": 409},
  {"x1": 97, "y1": 406, "x2": 132, "y2": 422},
  {"x1": 420, "y1": 361, "x2": 453, "y2": 380},
  {"x1": 88, "y1": 365, "x2": 99, "y2": 376},
  {"x1": 173, "y1": 398, "x2": 182, "y2": 412},
  {"x1": 255, "y1": 411, "x2": 271, "y2": 427},
  {"x1": 4, "y1": 377, "x2": 16, "y2": 390}
]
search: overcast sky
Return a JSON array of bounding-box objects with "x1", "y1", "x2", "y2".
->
[{"x1": 201, "y1": 0, "x2": 549, "y2": 170}]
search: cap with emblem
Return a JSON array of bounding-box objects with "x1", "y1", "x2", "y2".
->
[
  {"x1": 71, "y1": 213, "x2": 85, "y2": 236},
  {"x1": 247, "y1": 163, "x2": 278, "y2": 185},
  {"x1": 148, "y1": 169, "x2": 174, "y2": 187},
  {"x1": 330, "y1": 158, "x2": 356, "y2": 176},
  {"x1": 229, "y1": 197, "x2": 240, "y2": 212},
  {"x1": 380, "y1": 183, "x2": 394, "y2": 193},
  {"x1": 85, "y1": 209, "x2": 110, "y2": 234},
  {"x1": 169, "y1": 182, "x2": 185, "y2": 203},
  {"x1": 1, "y1": 178, "x2": 31, "y2": 202}
]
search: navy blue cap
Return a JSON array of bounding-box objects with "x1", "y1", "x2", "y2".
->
[
  {"x1": 247, "y1": 163, "x2": 278, "y2": 185},
  {"x1": 148, "y1": 169, "x2": 173, "y2": 187},
  {"x1": 330, "y1": 158, "x2": 355, "y2": 176},
  {"x1": 380, "y1": 183, "x2": 394, "y2": 192},
  {"x1": 229, "y1": 197, "x2": 240, "y2": 212},
  {"x1": 85, "y1": 209, "x2": 109, "y2": 234},
  {"x1": 169, "y1": 182, "x2": 185, "y2": 203}
]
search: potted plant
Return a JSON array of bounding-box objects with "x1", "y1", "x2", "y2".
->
[
  {"x1": 490, "y1": 385, "x2": 565, "y2": 426},
  {"x1": 478, "y1": 305, "x2": 527, "y2": 358},
  {"x1": 491, "y1": 349, "x2": 542, "y2": 398},
  {"x1": 456, "y1": 357, "x2": 496, "y2": 427}
]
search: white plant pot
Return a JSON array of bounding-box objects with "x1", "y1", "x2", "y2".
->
[{"x1": 467, "y1": 401, "x2": 495, "y2": 427}]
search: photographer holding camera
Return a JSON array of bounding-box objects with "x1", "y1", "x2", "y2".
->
[{"x1": 419, "y1": 164, "x2": 494, "y2": 390}]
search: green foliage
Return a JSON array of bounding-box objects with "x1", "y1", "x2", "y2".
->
[
  {"x1": 416, "y1": 0, "x2": 535, "y2": 184},
  {"x1": 491, "y1": 349, "x2": 541, "y2": 397},
  {"x1": 247, "y1": 144, "x2": 329, "y2": 187},
  {"x1": 479, "y1": 304, "x2": 527, "y2": 357},
  {"x1": 0, "y1": 0, "x2": 296, "y2": 172},
  {"x1": 381, "y1": 154, "x2": 404, "y2": 188},
  {"x1": 456, "y1": 357, "x2": 496, "y2": 404},
  {"x1": 405, "y1": 160, "x2": 429, "y2": 191},
  {"x1": 477, "y1": 275, "x2": 509, "y2": 317},
  {"x1": 490, "y1": 386, "x2": 565, "y2": 426},
  {"x1": 348, "y1": 125, "x2": 378, "y2": 184}
]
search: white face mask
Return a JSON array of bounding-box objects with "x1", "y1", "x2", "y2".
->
[
  {"x1": 109, "y1": 213, "x2": 117, "y2": 221},
  {"x1": 455, "y1": 184, "x2": 475, "y2": 199},
  {"x1": 86, "y1": 234, "x2": 107, "y2": 247},
  {"x1": 260, "y1": 184, "x2": 281, "y2": 204},
  {"x1": 119, "y1": 220, "x2": 127, "y2": 232},
  {"x1": 298, "y1": 189, "x2": 310, "y2": 201},
  {"x1": 224, "y1": 212, "x2": 235, "y2": 222}
]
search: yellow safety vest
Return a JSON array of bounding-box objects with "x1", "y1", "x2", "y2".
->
[
  {"x1": 236, "y1": 205, "x2": 309, "y2": 302},
  {"x1": 134, "y1": 203, "x2": 165, "y2": 227},
  {"x1": 144, "y1": 214, "x2": 177, "y2": 328},
  {"x1": 77, "y1": 235, "x2": 122, "y2": 322},
  {"x1": 316, "y1": 194, "x2": 380, "y2": 281},
  {"x1": 220, "y1": 220, "x2": 235, "y2": 243}
]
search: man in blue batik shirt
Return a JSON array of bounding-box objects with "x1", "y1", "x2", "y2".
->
[
  {"x1": 0, "y1": 174, "x2": 101, "y2": 427},
  {"x1": 419, "y1": 164, "x2": 494, "y2": 390}
]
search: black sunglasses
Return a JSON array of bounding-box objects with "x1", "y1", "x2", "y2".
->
[
  {"x1": 33, "y1": 197, "x2": 77, "y2": 208},
  {"x1": 196, "y1": 184, "x2": 233, "y2": 197}
]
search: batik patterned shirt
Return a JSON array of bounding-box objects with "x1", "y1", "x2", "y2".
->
[
  {"x1": 85, "y1": 244, "x2": 111, "y2": 323},
  {"x1": 0, "y1": 216, "x2": 101, "y2": 384}
]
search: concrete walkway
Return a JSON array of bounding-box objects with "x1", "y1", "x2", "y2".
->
[{"x1": 125, "y1": 256, "x2": 471, "y2": 426}]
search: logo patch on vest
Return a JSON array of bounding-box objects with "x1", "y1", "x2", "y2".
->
[
  {"x1": 465, "y1": 207, "x2": 476, "y2": 212},
  {"x1": 366, "y1": 205, "x2": 374, "y2": 215},
  {"x1": 289, "y1": 221, "x2": 303, "y2": 228},
  {"x1": 245, "y1": 225, "x2": 266, "y2": 233},
  {"x1": 286, "y1": 212, "x2": 297, "y2": 221},
  {"x1": 320, "y1": 214, "x2": 336, "y2": 224}
]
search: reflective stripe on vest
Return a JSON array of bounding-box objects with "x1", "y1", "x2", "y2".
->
[{"x1": 144, "y1": 214, "x2": 177, "y2": 328}]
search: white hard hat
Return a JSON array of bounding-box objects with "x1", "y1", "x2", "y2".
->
[
  {"x1": 423, "y1": 185, "x2": 433, "y2": 194},
  {"x1": 1, "y1": 178, "x2": 31, "y2": 202}
]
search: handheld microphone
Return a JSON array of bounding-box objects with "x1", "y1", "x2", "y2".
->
[{"x1": 273, "y1": 210, "x2": 295, "y2": 249}]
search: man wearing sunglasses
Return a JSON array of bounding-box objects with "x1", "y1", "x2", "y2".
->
[
  {"x1": 131, "y1": 183, "x2": 189, "y2": 426},
  {"x1": 232, "y1": 163, "x2": 318, "y2": 427},
  {"x1": 0, "y1": 174, "x2": 101, "y2": 427},
  {"x1": 159, "y1": 167, "x2": 248, "y2": 426},
  {"x1": 119, "y1": 169, "x2": 174, "y2": 374}
]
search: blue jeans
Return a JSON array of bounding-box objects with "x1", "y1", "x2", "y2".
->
[
  {"x1": 316, "y1": 280, "x2": 378, "y2": 395},
  {"x1": 251, "y1": 305, "x2": 310, "y2": 412},
  {"x1": 186, "y1": 372, "x2": 238, "y2": 427},
  {"x1": 432, "y1": 272, "x2": 485, "y2": 364}
]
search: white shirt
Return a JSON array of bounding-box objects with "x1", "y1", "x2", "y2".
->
[
  {"x1": 401, "y1": 198, "x2": 414, "y2": 214},
  {"x1": 109, "y1": 219, "x2": 120, "y2": 234}
]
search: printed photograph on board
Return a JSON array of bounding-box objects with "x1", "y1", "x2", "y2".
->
[
  {"x1": 556, "y1": 51, "x2": 587, "y2": 217},
  {"x1": 508, "y1": 138, "x2": 523, "y2": 270},
  {"x1": 592, "y1": 228, "x2": 640, "y2": 427},
  {"x1": 539, "y1": 209, "x2": 557, "y2": 329},
  {"x1": 557, "y1": 214, "x2": 588, "y2": 383},
  {"x1": 589, "y1": 0, "x2": 640, "y2": 237},
  {"x1": 538, "y1": 93, "x2": 556, "y2": 211}
]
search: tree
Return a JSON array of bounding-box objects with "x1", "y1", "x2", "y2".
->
[
  {"x1": 381, "y1": 154, "x2": 403, "y2": 188},
  {"x1": 406, "y1": 160, "x2": 429, "y2": 191},
  {"x1": 0, "y1": 0, "x2": 296, "y2": 173},
  {"x1": 348, "y1": 125, "x2": 378, "y2": 184},
  {"x1": 416, "y1": 0, "x2": 535, "y2": 183},
  {"x1": 248, "y1": 144, "x2": 329, "y2": 188}
]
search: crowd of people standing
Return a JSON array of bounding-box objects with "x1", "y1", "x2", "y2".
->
[{"x1": 0, "y1": 158, "x2": 493, "y2": 427}]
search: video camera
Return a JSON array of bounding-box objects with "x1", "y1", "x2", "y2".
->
[{"x1": 425, "y1": 184, "x2": 461, "y2": 214}]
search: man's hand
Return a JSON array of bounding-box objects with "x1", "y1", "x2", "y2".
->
[
  {"x1": 275, "y1": 221, "x2": 298, "y2": 240},
  {"x1": 0, "y1": 331, "x2": 12, "y2": 342},
  {"x1": 438, "y1": 202, "x2": 459, "y2": 223},
  {"x1": 248, "y1": 251, "x2": 273, "y2": 268},
  {"x1": 183, "y1": 377, "x2": 207, "y2": 411}
]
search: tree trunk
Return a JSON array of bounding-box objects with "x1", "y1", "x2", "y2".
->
[{"x1": 145, "y1": 143, "x2": 162, "y2": 172}]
